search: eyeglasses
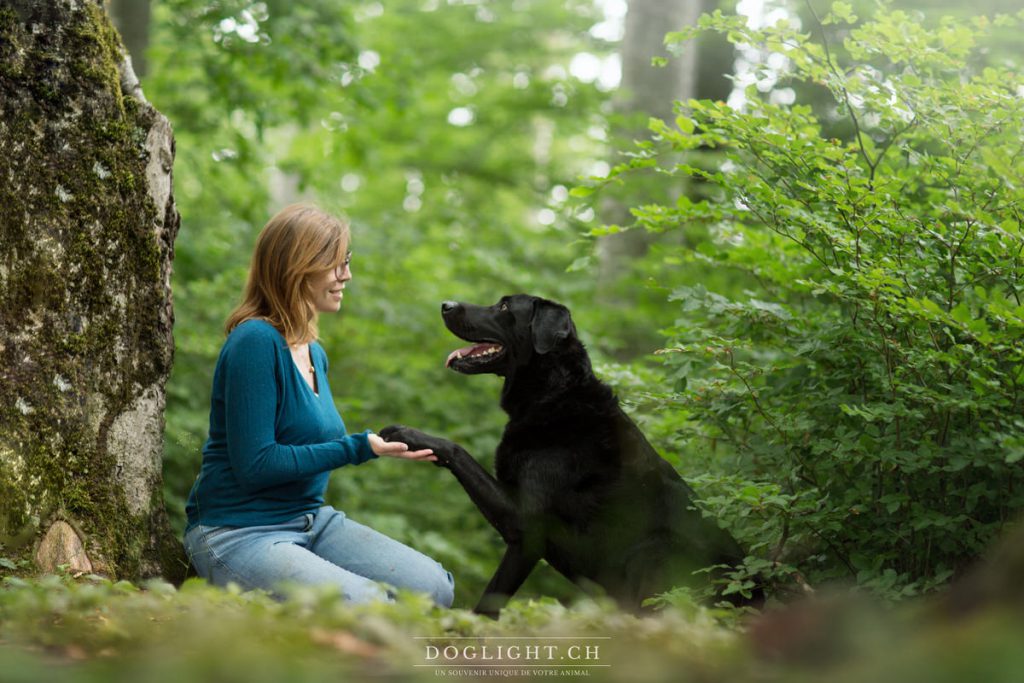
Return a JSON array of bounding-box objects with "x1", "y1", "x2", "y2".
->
[{"x1": 335, "y1": 252, "x2": 352, "y2": 276}]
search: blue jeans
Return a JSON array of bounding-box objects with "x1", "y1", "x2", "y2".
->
[{"x1": 183, "y1": 505, "x2": 454, "y2": 607}]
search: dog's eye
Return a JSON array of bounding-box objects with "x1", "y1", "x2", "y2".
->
[{"x1": 499, "y1": 302, "x2": 509, "y2": 312}]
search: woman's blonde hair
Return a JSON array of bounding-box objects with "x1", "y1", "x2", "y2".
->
[{"x1": 225, "y1": 203, "x2": 350, "y2": 345}]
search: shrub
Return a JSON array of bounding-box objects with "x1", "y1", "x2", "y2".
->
[{"x1": 588, "y1": 5, "x2": 1024, "y2": 599}]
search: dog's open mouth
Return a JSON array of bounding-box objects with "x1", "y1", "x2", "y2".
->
[{"x1": 445, "y1": 342, "x2": 506, "y2": 370}]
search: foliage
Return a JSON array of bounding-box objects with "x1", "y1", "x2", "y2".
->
[{"x1": 580, "y1": 3, "x2": 1024, "y2": 599}]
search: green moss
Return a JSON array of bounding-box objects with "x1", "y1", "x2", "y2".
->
[
  {"x1": 0, "y1": 2, "x2": 175, "y2": 579},
  {"x1": 66, "y1": 3, "x2": 127, "y2": 117},
  {"x1": 0, "y1": 450, "x2": 34, "y2": 550}
]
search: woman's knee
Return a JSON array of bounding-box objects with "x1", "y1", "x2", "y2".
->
[{"x1": 430, "y1": 565, "x2": 456, "y2": 608}]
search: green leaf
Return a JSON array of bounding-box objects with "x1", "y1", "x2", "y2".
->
[
  {"x1": 675, "y1": 115, "x2": 695, "y2": 134},
  {"x1": 951, "y1": 301, "x2": 974, "y2": 324},
  {"x1": 830, "y1": 1, "x2": 856, "y2": 23},
  {"x1": 566, "y1": 256, "x2": 592, "y2": 273}
]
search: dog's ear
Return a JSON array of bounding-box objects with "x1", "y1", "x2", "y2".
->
[{"x1": 531, "y1": 301, "x2": 575, "y2": 355}]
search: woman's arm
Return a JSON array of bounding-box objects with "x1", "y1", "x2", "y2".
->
[{"x1": 223, "y1": 328, "x2": 375, "y2": 494}]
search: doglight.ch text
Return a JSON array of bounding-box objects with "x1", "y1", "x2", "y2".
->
[{"x1": 415, "y1": 636, "x2": 610, "y2": 677}]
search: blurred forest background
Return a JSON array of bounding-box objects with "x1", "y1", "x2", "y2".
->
[
  {"x1": 3, "y1": 0, "x2": 1024, "y2": 681},
  {"x1": 137, "y1": 0, "x2": 1024, "y2": 608}
]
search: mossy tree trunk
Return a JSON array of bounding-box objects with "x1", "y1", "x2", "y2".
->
[{"x1": 0, "y1": 0, "x2": 184, "y2": 581}]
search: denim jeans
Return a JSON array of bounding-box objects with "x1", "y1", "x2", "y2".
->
[{"x1": 183, "y1": 505, "x2": 454, "y2": 607}]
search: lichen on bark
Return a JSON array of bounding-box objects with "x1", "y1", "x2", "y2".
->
[{"x1": 0, "y1": 0, "x2": 183, "y2": 580}]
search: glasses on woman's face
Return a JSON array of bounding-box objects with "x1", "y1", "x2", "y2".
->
[{"x1": 334, "y1": 252, "x2": 352, "y2": 278}]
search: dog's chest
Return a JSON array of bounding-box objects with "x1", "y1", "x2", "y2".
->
[
  {"x1": 493, "y1": 437, "x2": 527, "y2": 485},
  {"x1": 492, "y1": 422, "x2": 554, "y2": 485},
  {"x1": 493, "y1": 420, "x2": 616, "y2": 488}
]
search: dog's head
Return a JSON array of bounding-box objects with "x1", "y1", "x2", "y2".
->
[{"x1": 441, "y1": 294, "x2": 577, "y2": 376}]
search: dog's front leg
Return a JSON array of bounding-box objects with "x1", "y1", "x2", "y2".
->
[
  {"x1": 475, "y1": 545, "x2": 540, "y2": 619},
  {"x1": 443, "y1": 444, "x2": 521, "y2": 541},
  {"x1": 379, "y1": 425, "x2": 520, "y2": 542}
]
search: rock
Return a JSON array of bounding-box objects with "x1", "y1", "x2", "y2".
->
[{"x1": 35, "y1": 520, "x2": 93, "y2": 574}]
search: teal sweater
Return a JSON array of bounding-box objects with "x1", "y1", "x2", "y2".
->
[{"x1": 185, "y1": 319, "x2": 376, "y2": 532}]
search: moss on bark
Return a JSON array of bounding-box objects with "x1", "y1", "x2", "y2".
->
[{"x1": 0, "y1": 1, "x2": 183, "y2": 580}]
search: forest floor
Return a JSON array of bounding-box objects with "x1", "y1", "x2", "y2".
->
[{"x1": 1, "y1": 573, "x2": 1023, "y2": 682}]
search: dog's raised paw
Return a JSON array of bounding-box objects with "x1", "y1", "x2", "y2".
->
[
  {"x1": 379, "y1": 425, "x2": 454, "y2": 468},
  {"x1": 378, "y1": 425, "x2": 406, "y2": 441}
]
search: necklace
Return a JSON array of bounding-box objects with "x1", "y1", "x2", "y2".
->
[{"x1": 292, "y1": 344, "x2": 315, "y2": 376}]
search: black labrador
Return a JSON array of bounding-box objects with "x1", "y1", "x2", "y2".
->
[{"x1": 381, "y1": 295, "x2": 757, "y2": 616}]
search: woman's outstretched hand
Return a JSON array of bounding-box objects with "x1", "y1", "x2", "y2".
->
[{"x1": 368, "y1": 433, "x2": 437, "y2": 462}]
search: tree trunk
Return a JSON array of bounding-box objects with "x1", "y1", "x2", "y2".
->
[
  {"x1": 108, "y1": 0, "x2": 151, "y2": 78},
  {"x1": 0, "y1": 0, "x2": 184, "y2": 581},
  {"x1": 597, "y1": 0, "x2": 703, "y2": 304}
]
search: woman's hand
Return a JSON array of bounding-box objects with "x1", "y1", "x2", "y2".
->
[
  {"x1": 368, "y1": 433, "x2": 437, "y2": 462},
  {"x1": 377, "y1": 425, "x2": 454, "y2": 468}
]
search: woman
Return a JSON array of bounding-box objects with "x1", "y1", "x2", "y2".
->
[{"x1": 183, "y1": 203, "x2": 454, "y2": 607}]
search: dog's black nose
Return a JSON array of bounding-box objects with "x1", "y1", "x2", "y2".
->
[{"x1": 441, "y1": 301, "x2": 459, "y2": 314}]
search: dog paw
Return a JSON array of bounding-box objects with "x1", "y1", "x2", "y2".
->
[
  {"x1": 379, "y1": 425, "x2": 453, "y2": 467},
  {"x1": 380, "y1": 424, "x2": 425, "y2": 446},
  {"x1": 378, "y1": 425, "x2": 405, "y2": 442}
]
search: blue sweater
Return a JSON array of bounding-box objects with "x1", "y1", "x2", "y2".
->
[{"x1": 185, "y1": 319, "x2": 376, "y2": 532}]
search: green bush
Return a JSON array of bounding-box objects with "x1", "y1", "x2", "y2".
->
[{"x1": 585, "y1": 5, "x2": 1024, "y2": 599}]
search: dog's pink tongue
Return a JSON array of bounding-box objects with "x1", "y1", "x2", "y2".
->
[{"x1": 445, "y1": 344, "x2": 480, "y2": 368}]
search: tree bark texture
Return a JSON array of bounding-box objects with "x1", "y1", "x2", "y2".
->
[{"x1": 0, "y1": 0, "x2": 184, "y2": 580}]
